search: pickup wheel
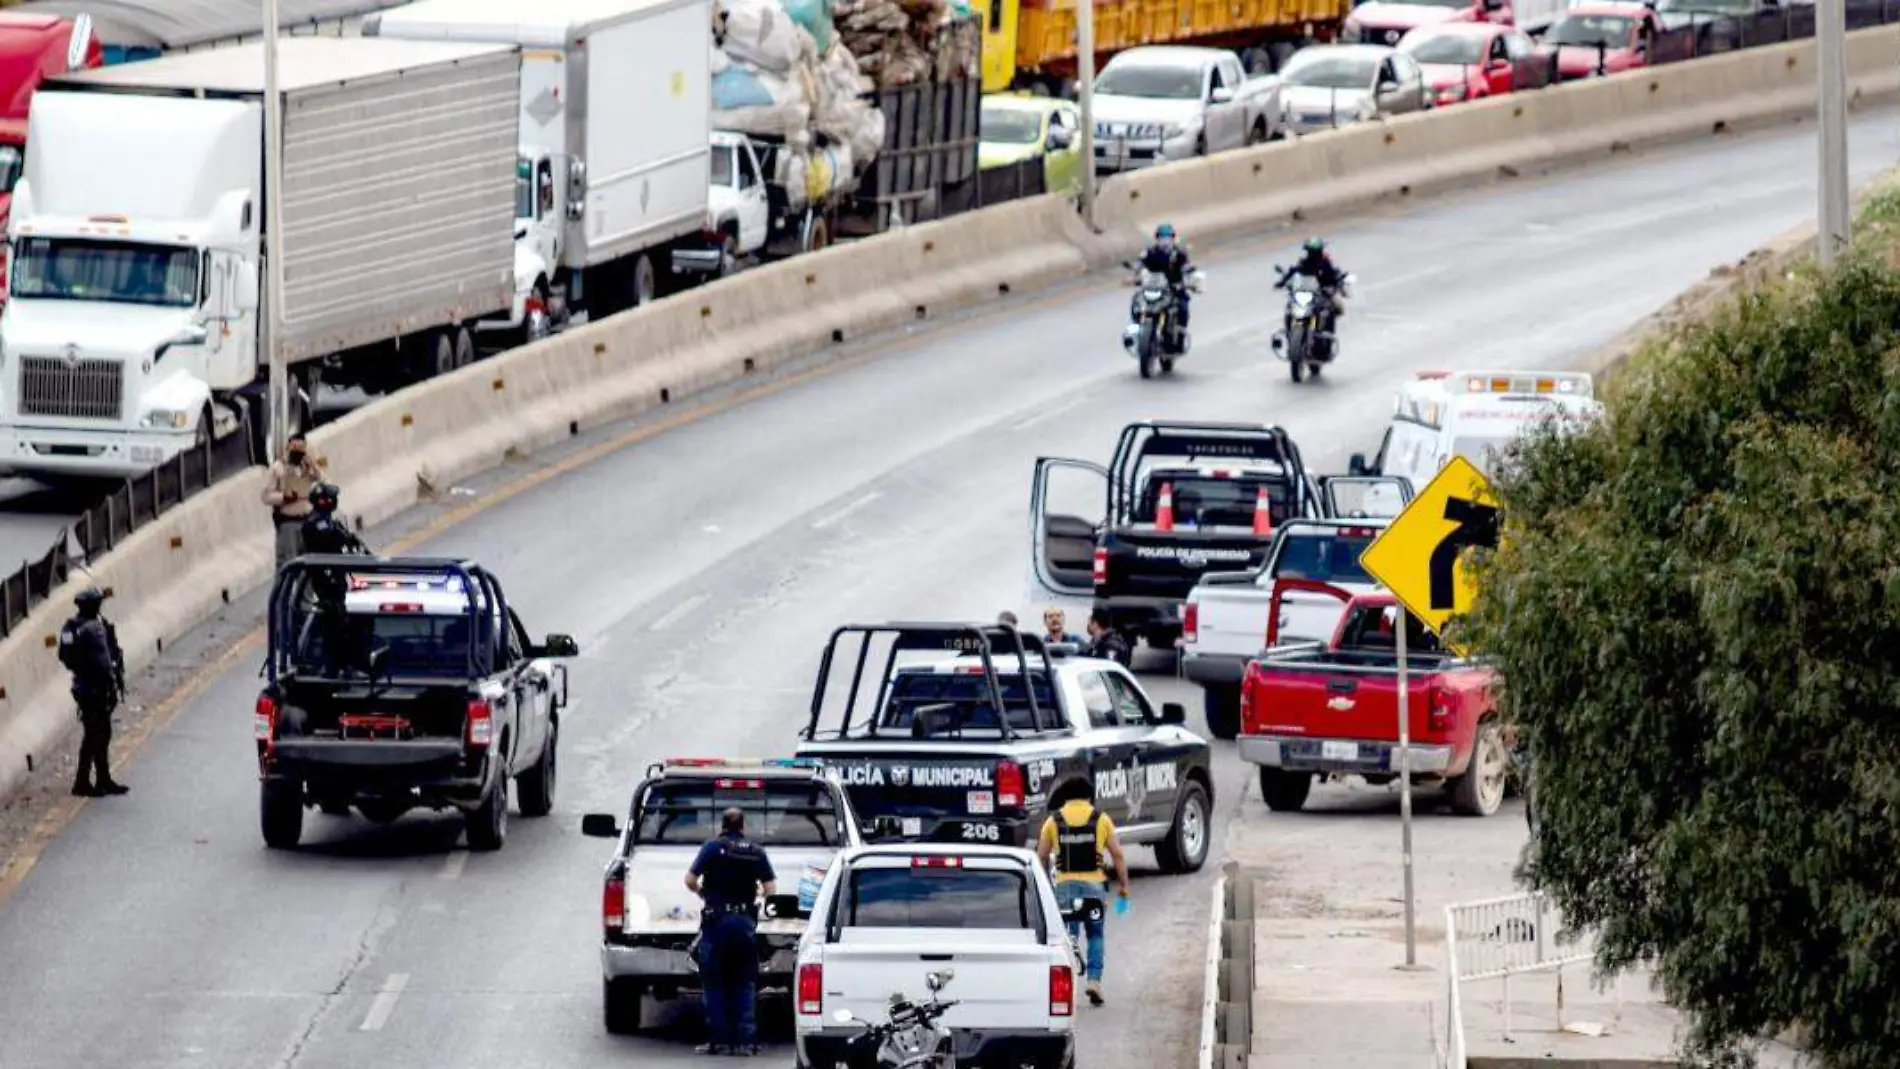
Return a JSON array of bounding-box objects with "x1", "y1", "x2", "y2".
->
[
  {"x1": 516, "y1": 723, "x2": 558, "y2": 818},
  {"x1": 1259, "y1": 768, "x2": 1312, "y2": 813},
  {"x1": 1156, "y1": 782, "x2": 1211, "y2": 873},
  {"x1": 261, "y1": 781, "x2": 304, "y2": 849},
  {"x1": 1203, "y1": 685, "x2": 1241, "y2": 740},
  {"x1": 465, "y1": 775, "x2": 509, "y2": 852},
  {"x1": 1449, "y1": 720, "x2": 1507, "y2": 817},
  {"x1": 603, "y1": 977, "x2": 647, "y2": 1034}
]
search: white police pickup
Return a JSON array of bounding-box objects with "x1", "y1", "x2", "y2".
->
[
  {"x1": 581, "y1": 757, "x2": 863, "y2": 1034},
  {"x1": 790, "y1": 844, "x2": 1086, "y2": 1069}
]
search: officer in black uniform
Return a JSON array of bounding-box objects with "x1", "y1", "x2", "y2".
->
[
  {"x1": 299, "y1": 483, "x2": 370, "y2": 557},
  {"x1": 58, "y1": 587, "x2": 128, "y2": 797},
  {"x1": 684, "y1": 807, "x2": 778, "y2": 1056},
  {"x1": 297, "y1": 483, "x2": 372, "y2": 676}
]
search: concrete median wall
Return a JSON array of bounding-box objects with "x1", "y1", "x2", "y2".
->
[{"x1": 1, "y1": 26, "x2": 1894, "y2": 804}]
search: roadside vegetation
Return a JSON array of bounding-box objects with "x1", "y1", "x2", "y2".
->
[{"x1": 1457, "y1": 187, "x2": 1900, "y2": 1068}]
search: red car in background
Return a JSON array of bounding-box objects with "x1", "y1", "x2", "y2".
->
[
  {"x1": 1397, "y1": 22, "x2": 1538, "y2": 106},
  {"x1": 1536, "y1": 2, "x2": 1663, "y2": 79},
  {"x1": 1343, "y1": 0, "x2": 1514, "y2": 49}
]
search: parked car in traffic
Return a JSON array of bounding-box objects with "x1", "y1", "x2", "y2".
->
[
  {"x1": 1397, "y1": 22, "x2": 1537, "y2": 106},
  {"x1": 1537, "y1": 2, "x2": 1664, "y2": 78},
  {"x1": 1276, "y1": 45, "x2": 1429, "y2": 134},
  {"x1": 980, "y1": 93, "x2": 1086, "y2": 197},
  {"x1": 1091, "y1": 46, "x2": 1282, "y2": 172}
]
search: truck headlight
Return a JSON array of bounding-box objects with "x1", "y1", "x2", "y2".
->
[{"x1": 141, "y1": 409, "x2": 192, "y2": 429}]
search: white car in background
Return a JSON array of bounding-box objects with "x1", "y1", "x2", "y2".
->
[
  {"x1": 1277, "y1": 44, "x2": 1430, "y2": 134},
  {"x1": 1091, "y1": 45, "x2": 1283, "y2": 172}
]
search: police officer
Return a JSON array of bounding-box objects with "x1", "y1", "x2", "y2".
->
[
  {"x1": 684, "y1": 807, "x2": 777, "y2": 1056},
  {"x1": 58, "y1": 587, "x2": 128, "y2": 797},
  {"x1": 1036, "y1": 781, "x2": 1130, "y2": 1006},
  {"x1": 1084, "y1": 609, "x2": 1132, "y2": 668},
  {"x1": 299, "y1": 483, "x2": 370, "y2": 557}
]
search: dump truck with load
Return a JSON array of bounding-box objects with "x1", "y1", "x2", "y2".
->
[{"x1": 0, "y1": 37, "x2": 521, "y2": 478}]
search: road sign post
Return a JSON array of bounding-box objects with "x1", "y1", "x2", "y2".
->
[{"x1": 1357, "y1": 455, "x2": 1502, "y2": 965}]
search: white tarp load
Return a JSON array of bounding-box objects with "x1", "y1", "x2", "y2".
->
[{"x1": 713, "y1": 0, "x2": 882, "y2": 174}]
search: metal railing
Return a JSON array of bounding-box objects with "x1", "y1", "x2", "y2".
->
[
  {"x1": 0, "y1": 424, "x2": 257, "y2": 639},
  {"x1": 977, "y1": 157, "x2": 1050, "y2": 206},
  {"x1": 1443, "y1": 891, "x2": 1617, "y2": 1069}
]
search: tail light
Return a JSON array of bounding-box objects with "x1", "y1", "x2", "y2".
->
[
  {"x1": 1049, "y1": 964, "x2": 1074, "y2": 1016},
  {"x1": 254, "y1": 693, "x2": 277, "y2": 741},
  {"x1": 1427, "y1": 689, "x2": 1452, "y2": 734},
  {"x1": 1183, "y1": 602, "x2": 1199, "y2": 644},
  {"x1": 1091, "y1": 548, "x2": 1107, "y2": 587},
  {"x1": 602, "y1": 877, "x2": 625, "y2": 934},
  {"x1": 466, "y1": 699, "x2": 494, "y2": 747},
  {"x1": 996, "y1": 760, "x2": 1025, "y2": 809},
  {"x1": 1238, "y1": 673, "x2": 1254, "y2": 732},
  {"x1": 796, "y1": 963, "x2": 823, "y2": 1015}
]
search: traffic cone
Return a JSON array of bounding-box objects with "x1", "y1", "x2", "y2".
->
[
  {"x1": 1252, "y1": 486, "x2": 1274, "y2": 537},
  {"x1": 1156, "y1": 482, "x2": 1175, "y2": 532}
]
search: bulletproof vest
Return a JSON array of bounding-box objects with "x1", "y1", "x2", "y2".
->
[
  {"x1": 302, "y1": 513, "x2": 351, "y2": 555},
  {"x1": 1055, "y1": 807, "x2": 1103, "y2": 875},
  {"x1": 57, "y1": 616, "x2": 88, "y2": 674},
  {"x1": 702, "y1": 835, "x2": 766, "y2": 909}
]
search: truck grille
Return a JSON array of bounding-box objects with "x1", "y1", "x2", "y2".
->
[{"x1": 19, "y1": 356, "x2": 123, "y2": 420}]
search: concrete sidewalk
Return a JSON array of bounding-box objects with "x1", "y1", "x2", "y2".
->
[{"x1": 1223, "y1": 774, "x2": 1814, "y2": 1069}]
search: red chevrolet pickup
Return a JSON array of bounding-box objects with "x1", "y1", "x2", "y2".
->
[{"x1": 1236, "y1": 582, "x2": 1506, "y2": 816}]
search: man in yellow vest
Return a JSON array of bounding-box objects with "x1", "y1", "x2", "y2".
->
[{"x1": 1036, "y1": 781, "x2": 1131, "y2": 1006}]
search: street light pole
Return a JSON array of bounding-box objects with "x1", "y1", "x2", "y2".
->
[
  {"x1": 1075, "y1": 0, "x2": 1097, "y2": 229},
  {"x1": 1395, "y1": 609, "x2": 1418, "y2": 968},
  {"x1": 1817, "y1": 0, "x2": 1849, "y2": 265},
  {"x1": 261, "y1": 0, "x2": 291, "y2": 456}
]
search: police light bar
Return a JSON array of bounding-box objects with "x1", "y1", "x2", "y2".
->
[
  {"x1": 379, "y1": 603, "x2": 424, "y2": 613},
  {"x1": 1456, "y1": 372, "x2": 1593, "y2": 399},
  {"x1": 912, "y1": 856, "x2": 963, "y2": 868},
  {"x1": 346, "y1": 573, "x2": 467, "y2": 593},
  {"x1": 1339, "y1": 527, "x2": 1380, "y2": 539},
  {"x1": 714, "y1": 778, "x2": 765, "y2": 789},
  {"x1": 661, "y1": 757, "x2": 821, "y2": 770}
]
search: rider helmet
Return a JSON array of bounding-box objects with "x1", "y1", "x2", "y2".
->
[
  {"x1": 74, "y1": 586, "x2": 108, "y2": 609},
  {"x1": 1156, "y1": 223, "x2": 1176, "y2": 239},
  {"x1": 1303, "y1": 237, "x2": 1326, "y2": 255},
  {"x1": 309, "y1": 482, "x2": 340, "y2": 511}
]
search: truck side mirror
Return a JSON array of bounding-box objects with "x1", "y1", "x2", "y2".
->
[
  {"x1": 580, "y1": 813, "x2": 620, "y2": 837},
  {"x1": 539, "y1": 633, "x2": 579, "y2": 658},
  {"x1": 1348, "y1": 453, "x2": 1369, "y2": 476},
  {"x1": 566, "y1": 159, "x2": 587, "y2": 221},
  {"x1": 1160, "y1": 701, "x2": 1187, "y2": 724}
]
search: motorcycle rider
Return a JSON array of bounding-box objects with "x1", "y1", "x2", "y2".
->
[
  {"x1": 1274, "y1": 237, "x2": 1349, "y2": 335},
  {"x1": 1136, "y1": 223, "x2": 1194, "y2": 345}
]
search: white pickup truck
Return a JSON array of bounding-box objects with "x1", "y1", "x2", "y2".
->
[
  {"x1": 582, "y1": 757, "x2": 863, "y2": 1034},
  {"x1": 1091, "y1": 45, "x2": 1284, "y2": 173},
  {"x1": 1181, "y1": 515, "x2": 1402, "y2": 740},
  {"x1": 792, "y1": 844, "x2": 1079, "y2": 1069}
]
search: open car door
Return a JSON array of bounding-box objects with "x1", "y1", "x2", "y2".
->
[
  {"x1": 1030, "y1": 456, "x2": 1108, "y2": 597},
  {"x1": 1317, "y1": 475, "x2": 1414, "y2": 520}
]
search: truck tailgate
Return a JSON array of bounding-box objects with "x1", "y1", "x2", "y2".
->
[
  {"x1": 822, "y1": 929, "x2": 1055, "y2": 1030},
  {"x1": 1103, "y1": 527, "x2": 1271, "y2": 602},
  {"x1": 1244, "y1": 662, "x2": 1439, "y2": 745}
]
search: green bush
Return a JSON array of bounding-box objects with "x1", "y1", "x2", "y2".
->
[{"x1": 1459, "y1": 243, "x2": 1900, "y2": 1067}]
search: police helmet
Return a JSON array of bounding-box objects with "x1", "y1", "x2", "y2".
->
[
  {"x1": 1303, "y1": 237, "x2": 1326, "y2": 255},
  {"x1": 1155, "y1": 223, "x2": 1176, "y2": 240},
  {"x1": 74, "y1": 586, "x2": 107, "y2": 609},
  {"x1": 309, "y1": 482, "x2": 340, "y2": 509}
]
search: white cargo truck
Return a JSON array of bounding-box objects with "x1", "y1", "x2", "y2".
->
[
  {"x1": 0, "y1": 37, "x2": 520, "y2": 479},
  {"x1": 364, "y1": 0, "x2": 714, "y2": 338}
]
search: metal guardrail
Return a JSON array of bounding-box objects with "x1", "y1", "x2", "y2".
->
[
  {"x1": 0, "y1": 424, "x2": 256, "y2": 639},
  {"x1": 1443, "y1": 891, "x2": 1618, "y2": 1069}
]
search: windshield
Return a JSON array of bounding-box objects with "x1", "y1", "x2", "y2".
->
[
  {"x1": 634, "y1": 778, "x2": 841, "y2": 846},
  {"x1": 1270, "y1": 532, "x2": 1379, "y2": 586},
  {"x1": 0, "y1": 145, "x2": 21, "y2": 194},
  {"x1": 1546, "y1": 14, "x2": 1633, "y2": 45},
  {"x1": 844, "y1": 865, "x2": 1037, "y2": 928},
  {"x1": 1136, "y1": 474, "x2": 1292, "y2": 528},
  {"x1": 710, "y1": 144, "x2": 735, "y2": 187},
  {"x1": 11, "y1": 237, "x2": 198, "y2": 307},
  {"x1": 1095, "y1": 64, "x2": 1203, "y2": 98},
  {"x1": 1400, "y1": 33, "x2": 1487, "y2": 64},
  {"x1": 982, "y1": 108, "x2": 1043, "y2": 144},
  {"x1": 879, "y1": 669, "x2": 1058, "y2": 735},
  {"x1": 1449, "y1": 435, "x2": 1514, "y2": 478},
  {"x1": 1280, "y1": 52, "x2": 1381, "y2": 89}
]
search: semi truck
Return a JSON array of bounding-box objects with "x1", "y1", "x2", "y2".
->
[
  {"x1": 364, "y1": 0, "x2": 714, "y2": 337},
  {"x1": 0, "y1": 36, "x2": 521, "y2": 480},
  {"x1": 0, "y1": 11, "x2": 101, "y2": 301}
]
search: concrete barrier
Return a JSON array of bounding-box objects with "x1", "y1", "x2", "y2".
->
[{"x1": 1, "y1": 28, "x2": 1894, "y2": 804}]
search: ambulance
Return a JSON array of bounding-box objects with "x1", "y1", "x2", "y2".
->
[{"x1": 1349, "y1": 369, "x2": 1601, "y2": 490}]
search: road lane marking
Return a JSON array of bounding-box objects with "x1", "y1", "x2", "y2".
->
[
  {"x1": 648, "y1": 593, "x2": 710, "y2": 632},
  {"x1": 359, "y1": 973, "x2": 410, "y2": 1032},
  {"x1": 440, "y1": 852, "x2": 468, "y2": 880},
  {"x1": 811, "y1": 492, "x2": 881, "y2": 530},
  {"x1": 1011, "y1": 393, "x2": 1091, "y2": 431}
]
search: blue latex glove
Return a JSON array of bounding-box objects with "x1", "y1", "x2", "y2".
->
[{"x1": 1115, "y1": 896, "x2": 1130, "y2": 916}]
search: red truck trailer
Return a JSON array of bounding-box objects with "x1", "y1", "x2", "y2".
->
[{"x1": 0, "y1": 11, "x2": 101, "y2": 300}]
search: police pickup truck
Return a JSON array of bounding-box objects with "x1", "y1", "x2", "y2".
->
[
  {"x1": 253, "y1": 557, "x2": 578, "y2": 851},
  {"x1": 581, "y1": 757, "x2": 862, "y2": 1034},
  {"x1": 1030, "y1": 420, "x2": 1409, "y2": 655},
  {"x1": 793, "y1": 624, "x2": 1214, "y2": 874}
]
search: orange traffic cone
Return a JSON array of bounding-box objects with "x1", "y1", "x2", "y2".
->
[
  {"x1": 1156, "y1": 482, "x2": 1175, "y2": 532},
  {"x1": 1252, "y1": 486, "x2": 1274, "y2": 537}
]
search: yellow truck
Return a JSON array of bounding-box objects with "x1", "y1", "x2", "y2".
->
[{"x1": 974, "y1": 0, "x2": 1354, "y2": 93}]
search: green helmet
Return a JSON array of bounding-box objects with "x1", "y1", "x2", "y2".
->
[{"x1": 1303, "y1": 237, "x2": 1326, "y2": 255}]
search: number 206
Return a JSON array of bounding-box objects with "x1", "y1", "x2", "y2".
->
[{"x1": 961, "y1": 823, "x2": 1001, "y2": 842}]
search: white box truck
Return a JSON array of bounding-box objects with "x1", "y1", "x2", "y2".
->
[
  {"x1": 0, "y1": 36, "x2": 521, "y2": 479},
  {"x1": 364, "y1": 0, "x2": 714, "y2": 339}
]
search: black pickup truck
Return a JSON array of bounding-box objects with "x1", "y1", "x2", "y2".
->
[
  {"x1": 1031, "y1": 421, "x2": 1399, "y2": 654},
  {"x1": 792, "y1": 623, "x2": 1215, "y2": 873},
  {"x1": 254, "y1": 556, "x2": 578, "y2": 851}
]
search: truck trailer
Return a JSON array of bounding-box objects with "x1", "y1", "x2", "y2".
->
[
  {"x1": 0, "y1": 36, "x2": 520, "y2": 479},
  {"x1": 364, "y1": 0, "x2": 714, "y2": 335}
]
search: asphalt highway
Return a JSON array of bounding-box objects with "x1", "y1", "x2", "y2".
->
[{"x1": 0, "y1": 112, "x2": 1895, "y2": 1069}]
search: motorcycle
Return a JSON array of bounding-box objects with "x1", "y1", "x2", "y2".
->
[
  {"x1": 831, "y1": 969, "x2": 960, "y2": 1069},
  {"x1": 1122, "y1": 265, "x2": 1205, "y2": 380},
  {"x1": 1271, "y1": 271, "x2": 1354, "y2": 383}
]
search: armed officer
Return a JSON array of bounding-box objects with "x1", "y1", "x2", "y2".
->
[
  {"x1": 685, "y1": 806, "x2": 778, "y2": 1056},
  {"x1": 58, "y1": 587, "x2": 128, "y2": 797},
  {"x1": 299, "y1": 483, "x2": 370, "y2": 558}
]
